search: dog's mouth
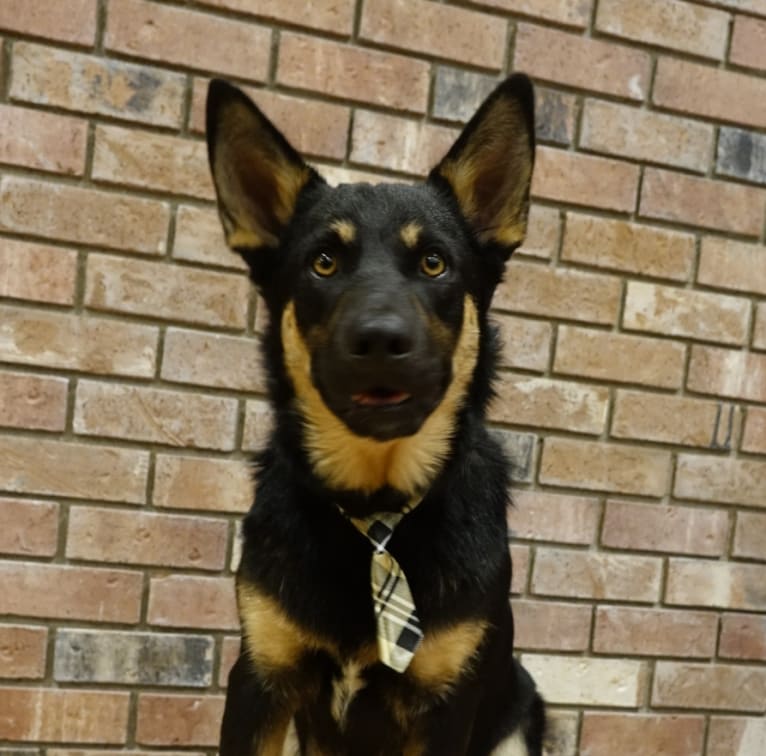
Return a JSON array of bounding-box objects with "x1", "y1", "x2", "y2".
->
[{"x1": 351, "y1": 387, "x2": 412, "y2": 408}]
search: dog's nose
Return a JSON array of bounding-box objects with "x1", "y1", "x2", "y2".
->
[{"x1": 347, "y1": 314, "x2": 414, "y2": 359}]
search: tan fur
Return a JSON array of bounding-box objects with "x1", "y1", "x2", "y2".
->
[
  {"x1": 281, "y1": 296, "x2": 480, "y2": 494},
  {"x1": 257, "y1": 715, "x2": 292, "y2": 756},
  {"x1": 400, "y1": 221, "x2": 423, "y2": 249},
  {"x1": 330, "y1": 219, "x2": 356, "y2": 244}
]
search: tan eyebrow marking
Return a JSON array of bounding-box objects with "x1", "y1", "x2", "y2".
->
[
  {"x1": 330, "y1": 219, "x2": 356, "y2": 244},
  {"x1": 400, "y1": 221, "x2": 422, "y2": 249}
]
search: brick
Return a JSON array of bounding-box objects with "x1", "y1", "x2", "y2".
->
[
  {"x1": 535, "y1": 88, "x2": 578, "y2": 146},
  {"x1": 742, "y1": 407, "x2": 766, "y2": 453},
  {"x1": 652, "y1": 662, "x2": 766, "y2": 711},
  {"x1": 0, "y1": 561, "x2": 142, "y2": 623},
  {"x1": 278, "y1": 33, "x2": 430, "y2": 113},
  {"x1": 432, "y1": 67, "x2": 498, "y2": 123},
  {"x1": 721, "y1": 614, "x2": 766, "y2": 662},
  {"x1": 508, "y1": 491, "x2": 599, "y2": 545},
  {"x1": 360, "y1": 0, "x2": 504, "y2": 69},
  {"x1": 106, "y1": 0, "x2": 270, "y2": 81},
  {"x1": 717, "y1": 127, "x2": 766, "y2": 185},
  {"x1": 733, "y1": 512, "x2": 766, "y2": 560},
  {"x1": 0, "y1": 238, "x2": 77, "y2": 304},
  {"x1": 675, "y1": 454, "x2": 766, "y2": 508},
  {"x1": 93, "y1": 126, "x2": 212, "y2": 200},
  {"x1": 74, "y1": 381, "x2": 237, "y2": 451},
  {"x1": 667, "y1": 559, "x2": 766, "y2": 611},
  {"x1": 0, "y1": 436, "x2": 149, "y2": 504},
  {"x1": 148, "y1": 575, "x2": 238, "y2": 630},
  {"x1": 48, "y1": 750, "x2": 206, "y2": 756},
  {"x1": 708, "y1": 0, "x2": 766, "y2": 16},
  {"x1": 0, "y1": 498, "x2": 58, "y2": 557},
  {"x1": 708, "y1": 716, "x2": 766, "y2": 756},
  {"x1": 0, "y1": 104, "x2": 87, "y2": 175},
  {"x1": 510, "y1": 544, "x2": 529, "y2": 594},
  {"x1": 219, "y1": 636, "x2": 240, "y2": 687},
  {"x1": 195, "y1": 0, "x2": 355, "y2": 33},
  {"x1": 153, "y1": 455, "x2": 252, "y2": 513},
  {"x1": 641, "y1": 168, "x2": 765, "y2": 236},
  {"x1": 66, "y1": 506, "x2": 228, "y2": 571},
  {"x1": 350, "y1": 110, "x2": 456, "y2": 176},
  {"x1": 543, "y1": 710, "x2": 579, "y2": 756},
  {"x1": 687, "y1": 346, "x2": 766, "y2": 403},
  {"x1": 555, "y1": 326, "x2": 686, "y2": 389},
  {"x1": 489, "y1": 375, "x2": 608, "y2": 434},
  {"x1": 730, "y1": 15, "x2": 766, "y2": 70},
  {"x1": 580, "y1": 713, "x2": 705, "y2": 756},
  {"x1": 55, "y1": 630, "x2": 213, "y2": 687},
  {"x1": 624, "y1": 281, "x2": 750, "y2": 345},
  {"x1": 0, "y1": 305, "x2": 157, "y2": 377},
  {"x1": 0, "y1": 688, "x2": 129, "y2": 743},
  {"x1": 521, "y1": 654, "x2": 644, "y2": 707},
  {"x1": 494, "y1": 261, "x2": 621, "y2": 324},
  {"x1": 0, "y1": 177, "x2": 170, "y2": 254},
  {"x1": 242, "y1": 399, "x2": 275, "y2": 451},
  {"x1": 514, "y1": 24, "x2": 650, "y2": 100},
  {"x1": 318, "y1": 164, "x2": 390, "y2": 186},
  {"x1": 755, "y1": 305, "x2": 766, "y2": 350},
  {"x1": 602, "y1": 499, "x2": 728, "y2": 556},
  {"x1": 596, "y1": 0, "x2": 728, "y2": 59},
  {"x1": 562, "y1": 214, "x2": 694, "y2": 281},
  {"x1": 0, "y1": 0, "x2": 96, "y2": 45},
  {"x1": 0, "y1": 370, "x2": 67, "y2": 432},
  {"x1": 136, "y1": 694, "x2": 224, "y2": 746},
  {"x1": 594, "y1": 607, "x2": 717, "y2": 657},
  {"x1": 494, "y1": 315, "x2": 551, "y2": 372},
  {"x1": 517, "y1": 205, "x2": 561, "y2": 260},
  {"x1": 654, "y1": 57, "x2": 766, "y2": 130},
  {"x1": 161, "y1": 328, "x2": 265, "y2": 393},
  {"x1": 512, "y1": 601, "x2": 592, "y2": 651},
  {"x1": 540, "y1": 437, "x2": 671, "y2": 496},
  {"x1": 0, "y1": 625, "x2": 47, "y2": 679},
  {"x1": 492, "y1": 430, "x2": 536, "y2": 484},
  {"x1": 580, "y1": 99, "x2": 713, "y2": 172},
  {"x1": 11, "y1": 43, "x2": 185, "y2": 127},
  {"x1": 473, "y1": 0, "x2": 592, "y2": 27},
  {"x1": 699, "y1": 237, "x2": 766, "y2": 295},
  {"x1": 85, "y1": 254, "x2": 248, "y2": 328},
  {"x1": 532, "y1": 146, "x2": 639, "y2": 212},
  {"x1": 173, "y1": 205, "x2": 246, "y2": 270}
]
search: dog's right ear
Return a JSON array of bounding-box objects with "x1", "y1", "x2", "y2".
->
[{"x1": 206, "y1": 79, "x2": 322, "y2": 252}]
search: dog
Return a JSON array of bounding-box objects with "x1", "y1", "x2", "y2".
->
[{"x1": 205, "y1": 72, "x2": 545, "y2": 756}]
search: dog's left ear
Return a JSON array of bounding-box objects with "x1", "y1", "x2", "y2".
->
[{"x1": 429, "y1": 74, "x2": 535, "y2": 257}]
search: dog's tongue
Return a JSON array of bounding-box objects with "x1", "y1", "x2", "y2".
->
[{"x1": 352, "y1": 388, "x2": 411, "y2": 407}]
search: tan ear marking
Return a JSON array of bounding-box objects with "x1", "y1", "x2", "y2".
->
[{"x1": 400, "y1": 221, "x2": 423, "y2": 249}]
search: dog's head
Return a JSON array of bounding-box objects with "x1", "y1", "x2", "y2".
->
[{"x1": 207, "y1": 77, "x2": 534, "y2": 493}]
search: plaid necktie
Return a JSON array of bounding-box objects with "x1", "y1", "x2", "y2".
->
[{"x1": 344, "y1": 503, "x2": 423, "y2": 673}]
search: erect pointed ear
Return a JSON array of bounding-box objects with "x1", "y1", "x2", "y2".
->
[
  {"x1": 206, "y1": 79, "x2": 323, "y2": 251},
  {"x1": 429, "y1": 74, "x2": 535, "y2": 255}
]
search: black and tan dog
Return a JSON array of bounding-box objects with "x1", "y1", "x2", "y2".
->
[{"x1": 205, "y1": 73, "x2": 545, "y2": 755}]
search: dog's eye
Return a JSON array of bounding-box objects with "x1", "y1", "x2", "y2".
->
[
  {"x1": 420, "y1": 252, "x2": 446, "y2": 278},
  {"x1": 312, "y1": 252, "x2": 338, "y2": 277}
]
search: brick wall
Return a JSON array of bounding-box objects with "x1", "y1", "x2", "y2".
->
[{"x1": 0, "y1": 1, "x2": 764, "y2": 754}]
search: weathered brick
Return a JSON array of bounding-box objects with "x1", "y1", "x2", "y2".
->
[
  {"x1": 0, "y1": 688, "x2": 129, "y2": 743},
  {"x1": 473, "y1": 0, "x2": 592, "y2": 27},
  {"x1": 535, "y1": 88, "x2": 578, "y2": 146},
  {"x1": 532, "y1": 146, "x2": 639, "y2": 212},
  {"x1": 508, "y1": 491, "x2": 599, "y2": 545},
  {"x1": 542, "y1": 710, "x2": 579, "y2": 756},
  {"x1": 730, "y1": 15, "x2": 766, "y2": 70},
  {"x1": 708, "y1": 716, "x2": 766, "y2": 756},
  {"x1": 596, "y1": 0, "x2": 729, "y2": 59},
  {"x1": 106, "y1": 0, "x2": 270, "y2": 80},
  {"x1": 640, "y1": 168, "x2": 765, "y2": 236},
  {"x1": 555, "y1": 326, "x2": 686, "y2": 389},
  {"x1": 47, "y1": 750, "x2": 206, "y2": 756},
  {"x1": 517, "y1": 205, "x2": 561, "y2": 260},
  {"x1": 0, "y1": 625, "x2": 47, "y2": 679},
  {"x1": 514, "y1": 24, "x2": 650, "y2": 100},
  {"x1": 489, "y1": 374, "x2": 608, "y2": 434},
  {"x1": 136, "y1": 694, "x2": 224, "y2": 746},
  {"x1": 242, "y1": 399, "x2": 275, "y2": 452},
  {"x1": 492, "y1": 430, "x2": 536, "y2": 484},
  {"x1": 687, "y1": 346, "x2": 766, "y2": 403},
  {"x1": 55, "y1": 630, "x2": 213, "y2": 687},
  {"x1": 0, "y1": 104, "x2": 87, "y2": 175},
  {"x1": 93, "y1": 126, "x2": 212, "y2": 200},
  {"x1": 0, "y1": 561, "x2": 142, "y2": 623},
  {"x1": 0, "y1": 239, "x2": 77, "y2": 304},
  {"x1": 0, "y1": 0, "x2": 96, "y2": 45},
  {"x1": 494, "y1": 314, "x2": 551, "y2": 372},
  {"x1": 666, "y1": 559, "x2": 766, "y2": 611},
  {"x1": 580, "y1": 713, "x2": 705, "y2": 756},
  {"x1": 195, "y1": 0, "x2": 355, "y2": 33},
  {"x1": 0, "y1": 370, "x2": 68, "y2": 432},
  {"x1": 654, "y1": 57, "x2": 766, "y2": 130},
  {"x1": 742, "y1": 407, "x2": 766, "y2": 453},
  {"x1": 733, "y1": 511, "x2": 766, "y2": 560},
  {"x1": 602, "y1": 499, "x2": 728, "y2": 556},
  {"x1": 219, "y1": 636, "x2": 240, "y2": 687},
  {"x1": 66, "y1": 506, "x2": 228, "y2": 570},
  {"x1": 173, "y1": 205, "x2": 245, "y2": 270},
  {"x1": 0, "y1": 498, "x2": 58, "y2": 557},
  {"x1": 432, "y1": 67, "x2": 498, "y2": 123},
  {"x1": 562, "y1": 213, "x2": 694, "y2": 281},
  {"x1": 717, "y1": 127, "x2": 766, "y2": 185},
  {"x1": 318, "y1": 164, "x2": 389, "y2": 186},
  {"x1": 652, "y1": 662, "x2": 766, "y2": 711},
  {"x1": 85, "y1": 254, "x2": 248, "y2": 328},
  {"x1": 580, "y1": 99, "x2": 713, "y2": 172},
  {"x1": 708, "y1": 0, "x2": 766, "y2": 16},
  {"x1": 74, "y1": 381, "x2": 237, "y2": 451},
  {"x1": 755, "y1": 304, "x2": 766, "y2": 350},
  {"x1": 521, "y1": 654, "x2": 644, "y2": 707},
  {"x1": 0, "y1": 436, "x2": 149, "y2": 503},
  {"x1": 494, "y1": 262, "x2": 621, "y2": 324},
  {"x1": 593, "y1": 606, "x2": 717, "y2": 657},
  {"x1": 720, "y1": 614, "x2": 766, "y2": 661},
  {"x1": 0, "y1": 305, "x2": 157, "y2": 377},
  {"x1": 278, "y1": 33, "x2": 430, "y2": 113},
  {"x1": 510, "y1": 544, "x2": 530, "y2": 594},
  {"x1": 0, "y1": 177, "x2": 170, "y2": 254},
  {"x1": 698, "y1": 237, "x2": 766, "y2": 295},
  {"x1": 675, "y1": 454, "x2": 766, "y2": 508},
  {"x1": 513, "y1": 600, "x2": 592, "y2": 651},
  {"x1": 11, "y1": 43, "x2": 185, "y2": 127},
  {"x1": 540, "y1": 437, "x2": 671, "y2": 496},
  {"x1": 148, "y1": 575, "x2": 238, "y2": 630}
]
